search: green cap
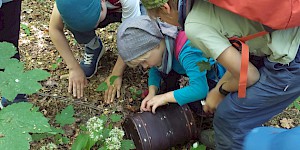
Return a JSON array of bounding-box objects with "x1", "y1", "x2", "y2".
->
[{"x1": 141, "y1": 0, "x2": 169, "y2": 9}]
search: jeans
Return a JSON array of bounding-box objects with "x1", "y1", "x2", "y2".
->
[
  {"x1": 213, "y1": 47, "x2": 300, "y2": 150},
  {"x1": 68, "y1": 4, "x2": 147, "y2": 44}
]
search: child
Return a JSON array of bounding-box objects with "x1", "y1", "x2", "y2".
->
[
  {"x1": 49, "y1": 0, "x2": 143, "y2": 99},
  {"x1": 0, "y1": 0, "x2": 27, "y2": 107},
  {"x1": 184, "y1": 0, "x2": 300, "y2": 149},
  {"x1": 104, "y1": 0, "x2": 192, "y2": 103},
  {"x1": 141, "y1": 0, "x2": 191, "y2": 27},
  {"x1": 117, "y1": 15, "x2": 225, "y2": 113}
]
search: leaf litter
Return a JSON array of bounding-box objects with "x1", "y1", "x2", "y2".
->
[{"x1": 18, "y1": 0, "x2": 300, "y2": 149}]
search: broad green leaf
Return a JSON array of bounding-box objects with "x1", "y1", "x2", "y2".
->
[
  {"x1": 135, "y1": 90, "x2": 142, "y2": 96},
  {"x1": 86, "y1": 137, "x2": 97, "y2": 150},
  {"x1": 294, "y1": 101, "x2": 300, "y2": 110},
  {"x1": 54, "y1": 134, "x2": 64, "y2": 145},
  {"x1": 49, "y1": 127, "x2": 65, "y2": 135},
  {"x1": 96, "y1": 82, "x2": 108, "y2": 91},
  {"x1": 31, "y1": 106, "x2": 40, "y2": 112},
  {"x1": 0, "y1": 68, "x2": 50, "y2": 101},
  {"x1": 62, "y1": 136, "x2": 70, "y2": 144},
  {"x1": 129, "y1": 87, "x2": 136, "y2": 94},
  {"x1": 0, "y1": 59, "x2": 22, "y2": 70},
  {"x1": 196, "y1": 61, "x2": 211, "y2": 72},
  {"x1": 121, "y1": 140, "x2": 136, "y2": 150},
  {"x1": 55, "y1": 105, "x2": 75, "y2": 126},
  {"x1": 190, "y1": 144, "x2": 206, "y2": 150},
  {"x1": 71, "y1": 133, "x2": 89, "y2": 150},
  {"x1": 100, "y1": 114, "x2": 108, "y2": 123},
  {"x1": 51, "y1": 64, "x2": 58, "y2": 70},
  {"x1": 102, "y1": 128, "x2": 111, "y2": 139},
  {"x1": 109, "y1": 76, "x2": 118, "y2": 85},
  {"x1": 56, "y1": 57, "x2": 63, "y2": 63},
  {"x1": 110, "y1": 114, "x2": 122, "y2": 123},
  {"x1": 132, "y1": 95, "x2": 137, "y2": 100},
  {"x1": 0, "y1": 42, "x2": 17, "y2": 59},
  {"x1": 20, "y1": 24, "x2": 31, "y2": 36},
  {"x1": 31, "y1": 133, "x2": 52, "y2": 141},
  {"x1": 0, "y1": 103, "x2": 51, "y2": 150}
]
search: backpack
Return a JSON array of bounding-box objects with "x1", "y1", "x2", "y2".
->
[
  {"x1": 178, "y1": 0, "x2": 195, "y2": 28},
  {"x1": 209, "y1": 0, "x2": 300, "y2": 30},
  {"x1": 207, "y1": 0, "x2": 300, "y2": 98},
  {"x1": 175, "y1": 30, "x2": 188, "y2": 60}
]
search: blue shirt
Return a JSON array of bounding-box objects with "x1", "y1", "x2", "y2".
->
[
  {"x1": 0, "y1": 0, "x2": 13, "y2": 8},
  {"x1": 148, "y1": 40, "x2": 226, "y2": 106}
]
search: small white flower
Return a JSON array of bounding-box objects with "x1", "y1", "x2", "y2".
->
[
  {"x1": 109, "y1": 127, "x2": 125, "y2": 140},
  {"x1": 15, "y1": 79, "x2": 20, "y2": 83},
  {"x1": 193, "y1": 142, "x2": 199, "y2": 148},
  {"x1": 47, "y1": 142, "x2": 58, "y2": 150},
  {"x1": 86, "y1": 116, "x2": 104, "y2": 141},
  {"x1": 105, "y1": 137, "x2": 121, "y2": 150}
]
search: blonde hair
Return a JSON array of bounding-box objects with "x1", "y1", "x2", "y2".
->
[
  {"x1": 147, "y1": 0, "x2": 178, "y2": 19},
  {"x1": 126, "y1": 51, "x2": 152, "y2": 68}
]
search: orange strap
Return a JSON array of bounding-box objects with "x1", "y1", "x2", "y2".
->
[{"x1": 229, "y1": 31, "x2": 268, "y2": 98}]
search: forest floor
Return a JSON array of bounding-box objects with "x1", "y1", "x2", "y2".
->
[{"x1": 18, "y1": 0, "x2": 300, "y2": 149}]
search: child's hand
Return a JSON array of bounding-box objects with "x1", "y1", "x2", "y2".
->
[
  {"x1": 203, "y1": 87, "x2": 225, "y2": 114},
  {"x1": 145, "y1": 94, "x2": 169, "y2": 114},
  {"x1": 140, "y1": 86, "x2": 158, "y2": 112},
  {"x1": 140, "y1": 91, "x2": 156, "y2": 112},
  {"x1": 104, "y1": 75, "x2": 123, "y2": 103},
  {"x1": 68, "y1": 68, "x2": 88, "y2": 99}
]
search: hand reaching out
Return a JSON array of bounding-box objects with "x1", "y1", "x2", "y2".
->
[
  {"x1": 203, "y1": 87, "x2": 225, "y2": 114},
  {"x1": 68, "y1": 68, "x2": 88, "y2": 99},
  {"x1": 104, "y1": 75, "x2": 123, "y2": 103}
]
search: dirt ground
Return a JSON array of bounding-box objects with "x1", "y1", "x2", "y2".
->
[{"x1": 18, "y1": 0, "x2": 299, "y2": 149}]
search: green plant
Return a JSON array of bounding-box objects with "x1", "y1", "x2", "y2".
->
[
  {"x1": 20, "y1": 24, "x2": 31, "y2": 36},
  {"x1": 31, "y1": 105, "x2": 75, "y2": 145},
  {"x1": 72, "y1": 113, "x2": 135, "y2": 150},
  {"x1": 0, "y1": 103, "x2": 52, "y2": 150},
  {"x1": 129, "y1": 87, "x2": 142, "y2": 100},
  {"x1": 50, "y1": 57, "x2": 63, "y2": 70},
  {"x1": 190, "y1": 142, "x2": 206, "y2": 150},
  {"x1": 0, "y1": 42, "x2": 50, "y2": 101},
  {"x1": 289, "y1": 97, "x2": 300, "y2": 111},
  {"x1": 96, "y1": 76, "x2": 118, "y2": 92}
]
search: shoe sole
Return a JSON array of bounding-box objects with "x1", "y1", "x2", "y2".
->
[{"x1": 86, "y1": 46, "x2": 106, "y2": 79}]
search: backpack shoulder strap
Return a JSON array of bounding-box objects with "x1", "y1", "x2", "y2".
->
[
  {"x1": 175, "y1": 31, "x2": 188, "y2": 60},
  {"x1": 178, "y1": 0, "x2": 194, "y2": 28}
]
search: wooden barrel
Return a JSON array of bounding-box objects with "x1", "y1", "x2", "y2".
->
[{"x1": 122, "y1": 104, "x2": 198, "y2": 150}]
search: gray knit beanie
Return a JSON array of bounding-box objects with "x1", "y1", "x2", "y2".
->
[{"x1": 117, "y1": 16, "x2": 164, "y2": 62}]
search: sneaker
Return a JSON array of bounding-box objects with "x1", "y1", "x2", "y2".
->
[
  {"x1": 1, "y1": 94, "x2": 28, "y2": 108},
  {"x1": 80, "y1": 38, "x2": 105, "y2": 78},
  {"x1": 199, "y1": 129, "x2": 216, "y2": 149}
]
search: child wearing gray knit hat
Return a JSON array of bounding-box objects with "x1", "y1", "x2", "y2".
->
[{"x1": 117, "y1": 15, "x2": 226, "y2": 114}]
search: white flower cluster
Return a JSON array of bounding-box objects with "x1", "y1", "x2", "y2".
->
[
  {"x1": 109, "y1": 127, "x2": 125, "y2": 139},
  {"x1": 39, "y1": 142, "x2": 58, "y2": 150},
  {"x1": 86, "y1": 116, "x2": 104, "y2": 141},
  {"x1": 105, "y1": 127, "x2": 125, "y2": 150}
]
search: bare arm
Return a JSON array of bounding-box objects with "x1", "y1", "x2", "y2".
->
[
  {"x1": 49, "y1": 4, "x2": 80, "y2": 70},
  {"x1": 49, "y1": 4, "x2": 87, "y2": 98},
  {"x1": 216, "y1": 46, "x2": 260, "y2": 91},
  {"x1": 104, "y1": 55, "x2": 127, "y2": 103},
  {"x1": 203, "y1": 46, "x2": 260, "y2": 113}
]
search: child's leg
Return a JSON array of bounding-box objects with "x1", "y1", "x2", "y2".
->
[
  {"x1": 213, "y1": 47, "x2": 300, "y2": 150},
  {"x1": 0, "y1": 0, "x2": 21, "y2": 60},
  {"x1": 159, "y1": 70, "x2": 181, "y2": 93},
  {"x1": 97, "y1": 12, "x2": 122, "y2": 28}
]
